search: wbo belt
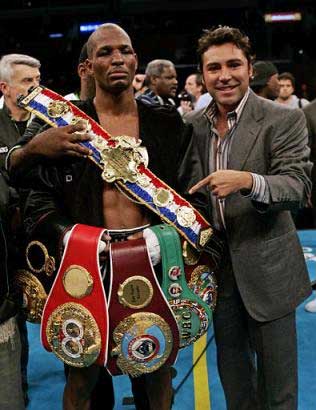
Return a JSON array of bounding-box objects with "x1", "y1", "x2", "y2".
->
[
  {"x1": 18, "y1": 86, "x2": 213, "y2": 250},
  {"x1": 107, "y1": 238, "x2": 179, "y2": 377},
  {"x1": 41, "y1": 224, "x2": 109, "y2": 368},
  {"x1": 150, "y1": 224, "x2": 213, "y2": 348}
]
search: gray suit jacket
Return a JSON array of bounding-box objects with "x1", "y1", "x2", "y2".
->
[
  {"x1": 182, "y1": 90, "x2": 312, "y2": 322},
  {"x1": 303, "y1": 99, "x2": 316, "y2": 207}
]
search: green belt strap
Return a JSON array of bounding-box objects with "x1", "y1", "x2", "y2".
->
[{"x1": 150, "y1": 224, "x2": 212, "y2": 348}]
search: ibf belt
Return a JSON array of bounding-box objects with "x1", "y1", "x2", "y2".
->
[
  {"x1": 41, "y1": 224, "x2": 109, "y2": 368},
  {"x1": 150, "y1": 224, "x2": 213, "y2": 348},
  {"x1": 107, "y1": 238, "x2": 179, "y2": 377},
  {"x1": 18, "y1": 86, "x2": 213, "y2": 250}
]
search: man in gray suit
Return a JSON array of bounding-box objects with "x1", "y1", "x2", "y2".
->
[{"x1": 182, "y1": 26, "x2": 312, "y2": 409}]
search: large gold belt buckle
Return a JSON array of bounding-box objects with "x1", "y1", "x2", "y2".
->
[{"x1": 100, "y1": 135, "x2": 148, "y2": 183}]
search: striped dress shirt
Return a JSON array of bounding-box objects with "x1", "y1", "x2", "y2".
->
[{"x1": 204, "y1": 88, "x2": 269, "y2": 230}]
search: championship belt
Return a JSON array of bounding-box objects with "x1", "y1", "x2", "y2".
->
[
  {"x1": 107, "y1": 238, "x2": 179, "y2": 377},
  {"x1": 182, "y1": 241, "x2": 217, "y2": 311},
  {"x1": 15, "y1": 269, "x2": 48, "y2": 323},
  {"x1": 41, "y1": 224, "x2": 109, "y2": 368},
  {"x1": 14, "y1": 240, "x2": 56, "y2": 323},
  {"x1": 150, "y1": 225, "x2": 213, "y2": 348},
  {"x1": 18, "y1": 86, "x2": 213, "y2": 250}
]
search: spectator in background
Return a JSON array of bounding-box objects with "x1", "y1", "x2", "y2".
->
[
  {"x1": 178, "y1": 72, "x2": 212, "y2": 115},
  {"x1": 275, "y1": 72, "x2": 309, "y2": 108},
  {"x1": 137, "y1": 59, "x2": 178, "y2": 106},
  {"x1": 64, "y1": 43, "x2": 95, "y2": 101},
  {"x1": 0, "y1": 54, "x2": 40, "y2": 173},
  {"x1": 0, "y1": 171, "x2": 24, "y2": 410},
  {"x1": 0, "y1": 53, "x2": 41, "y2": 406},
  {"x1": 250, "y1": 60, "x2": 280, "y2": 100},
  {"x1": 194, "y1": 90, "x2": 212, "y2": 110}
]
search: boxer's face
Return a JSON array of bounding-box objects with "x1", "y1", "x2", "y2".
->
[{"x1": 87, "y1": 26, "x2": 138, "y2": 94}]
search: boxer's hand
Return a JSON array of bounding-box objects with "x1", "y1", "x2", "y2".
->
[
  {"x1": 127, "y1": 229, "x2": 161, "y2": 266},
  {"x1": 25, "y1": 123, "x2": 93, "y2": 159},
  {"x1": 63, "y1": 231, "x2": 111, "y2": 255}
]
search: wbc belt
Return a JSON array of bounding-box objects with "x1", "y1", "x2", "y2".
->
[
  {"x1": 107, "y1": 238, "x2": 179, "y2": 377},
  {"x1": 150, "y1": 225, "x2": 213, "y2": 348},
  {"x1": 18, "y1": 86, "x2": 213, "y2": 250},
  {"x1": 182, "y1": 241, "x2": 218, "y2": 312},
  {"x1": 41, "y1": 224, "x2": 108, "y2": 368}
]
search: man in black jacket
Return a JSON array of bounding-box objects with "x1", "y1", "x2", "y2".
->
[
  {"x1": 0, "y1": 53, "x2": 41, "y2": 406},
  {"x1": 11, "y1": 23, "x2": 191, "y2": 410},
  {"x1": 0, "y1": 172, "x2": 24, "y2": 410},
  {"x1": 0, "y1": 53, "x2": 41, "y2": 174}
]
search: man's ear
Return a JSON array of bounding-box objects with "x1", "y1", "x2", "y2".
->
[
  {"x1": 0, "y1": 81, "x2": 8, "y2": 95},
  {"x1": 248, "y1": 63, "x2": 253, "y2": 80},
  {"x1": 78, "y1": 62, "x2": 88, "y2": 80},
  {"x1": 85, "y1": 59, "x2": 93, "y2": 77}
]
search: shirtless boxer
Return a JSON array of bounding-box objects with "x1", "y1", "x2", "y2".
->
[{"x1": 10, "y1": 24, "x2": 190, "y2": 410}]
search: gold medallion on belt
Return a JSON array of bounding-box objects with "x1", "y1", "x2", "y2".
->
[
  {"x1": 117, "y1": 276, "x2": 153, "y2": 309},
  {"x1": 46, "y1": 302, "x2": 101, "y2": 367},
  {"x1": 112, "y1": 312, "x2": 173, "y2": 377},
  {"x1": 62, "y1": 265, "x2": 94, "y2": 299},
  {"x1": 47, "y1": 101, "x2": 70, "y2": 118}
]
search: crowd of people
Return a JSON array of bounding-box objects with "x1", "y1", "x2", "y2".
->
[{"x1": 0, "y1": 22, "x2": 314, "y2": 410}]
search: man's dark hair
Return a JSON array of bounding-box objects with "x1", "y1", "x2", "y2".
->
[
  {"x1": 278, "y1": 72, "x2": 295, "y2": 88},
  {"x1": 197, "y1": 26, "x2": 252, "y2": 69}
]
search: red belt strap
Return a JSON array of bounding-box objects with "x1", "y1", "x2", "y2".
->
[{"x1": 41, "y1": 224, "x2": 109, "y2": 367}]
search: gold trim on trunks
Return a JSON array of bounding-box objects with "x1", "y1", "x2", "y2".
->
[
  {"x1": 117, "y1": 276, "x2": 153, "y2": 309},
  {"x1": 46, "y1": 302, "x2": 101, "y2": 367},
  {"x1": 62, "y1": 265, "x2": 94, "y2": 299},
  {"x1": 15, "y1": 269, "x2": 47, "y2": 323},
  {"x1": 26, "y1": 240, "x2": 56, "y2": 276}
]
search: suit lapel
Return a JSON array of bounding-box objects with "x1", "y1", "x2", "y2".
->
[{"x1": 228, "y1": 91, "x2": 264, "y2": 171}]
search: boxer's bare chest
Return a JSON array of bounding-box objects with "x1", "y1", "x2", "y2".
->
[{"x1": 98, "y1": 112, "x2": 150, "y2": 229}]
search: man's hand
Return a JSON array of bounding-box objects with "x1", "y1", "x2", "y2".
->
[
  {"x1": 180, "y1": 100, "x2": 193, "y2": 114},
  {"x1": 25, "y1": 122, "x2": 92, "y2": 159},
  {"x1": 189, "y1": 170, "x2": 253, "y2": 198}
]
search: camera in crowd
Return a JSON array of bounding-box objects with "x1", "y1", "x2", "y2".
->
[{"x1": 177, "y1": 90, "x2": 194, "y2": 103}]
